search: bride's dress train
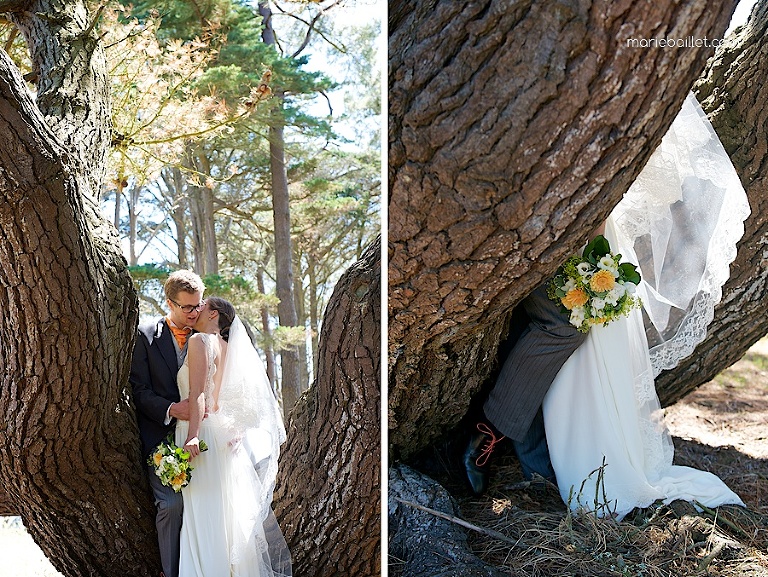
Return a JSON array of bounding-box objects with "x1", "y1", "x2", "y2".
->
[
  {"x1": 543, "y1": 297, "x2": 744, "y2": 520},
  {"x1": 176, "y1": 325, "x2": 291, "y2": 576},
  {"x1": 543, "y1": 94, "x2": 748, "y2": 520}
]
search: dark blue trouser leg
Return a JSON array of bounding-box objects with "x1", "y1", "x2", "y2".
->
[{"x1": 511, "y1": 408, "x2": 555, "y2": 481}]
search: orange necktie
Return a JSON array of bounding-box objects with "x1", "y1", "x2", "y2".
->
[{"x1": 166, "y1": 318, "x2": 192, "y2": 349}]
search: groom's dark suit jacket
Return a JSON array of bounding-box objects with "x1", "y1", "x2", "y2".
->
[{"x1": 130, "y1": 318, "x2": 182, "y2": 460}]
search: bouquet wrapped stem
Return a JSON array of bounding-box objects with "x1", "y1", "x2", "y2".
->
[{"x1": 547, "y1": 235, "x2": 642, "y2": 332}]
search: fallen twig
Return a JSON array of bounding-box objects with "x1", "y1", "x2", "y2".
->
[
  {"x1": 694, "y1": 502, "x2": 749, "y2": 538},
  {"x1": 694, "y1": 540, "x2": 726, "y2": 575},
  {"x1": 394, "y1": 497, "x2": 532, "y2": 550}
]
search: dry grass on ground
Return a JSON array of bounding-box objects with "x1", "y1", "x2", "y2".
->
[{"x1": 451, "y1": 339, "x2": 768, "y2": 577}]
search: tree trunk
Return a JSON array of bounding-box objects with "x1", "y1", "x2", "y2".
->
[
  {"x1": 309, "y1": 252, "x2": 320, "y2": 377},
  {"x1": 114, "y1": 184, "x2": 122, "y2": 229},
  {"x1": 162, "y1": 166, "x2": 190, "y2": 268},
  {"x1": 259, "y1": 0, "x2": 303, "y2": 410},
  {"x1": 128, "y1": 182, "x2": 140, "y2": 266},
  {"x1": 293, "y1": 262, "x2": 310, "y2": 385},
  {"x1": 0, "y1": 487, "x2": 17, "y2": 516},
  {"x1": 257, "y1": 264, "x2": 278, "y2": 389},
  {"x1": 185, "y1": 147, "x2": 218, "y2": 276},
  {"x1": 196, "y1": 152, "x2": 219, "y2": 275},
  {"x1": 274, "y1": 237, "x2": 381, "y2": 577},
  {"x1": 388, "y1": 0, "x2": 740, "y2": 460},
  {"x1": 0, "y1": 2, "x2": 160, "y2": 575},
  {"x1": 654, "y1": 0, "x2": 768, "y2": 405}
]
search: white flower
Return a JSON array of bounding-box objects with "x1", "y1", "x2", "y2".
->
[
  {"x1": 576, "y1": 262, "x2": 592, "y2": 277},
  {"x1": 606, "y1": 285, "x2": 625, "y2": 305},
  {"x1": 598, "y1": 255, "x2": 615, "y2": 269},
  {"x1": 563, "y1": 278, "x2": 577, "y2": 293},
  {"x1": 570, "y1": 307, "x2": 586, "y2": 327},
  {"x1": 592, "y1": 298, "x2": 606, "y2": 311},
  {"x1": 597, "y1": 256, "x2": 619, "y2": 277},
  {"x1": 624, "y1": 282, "x2": 636, "y2": 295}
]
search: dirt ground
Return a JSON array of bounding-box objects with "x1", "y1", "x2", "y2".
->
[
  {"x1": 453, "y1": 337, "x2": 768, "y2": 577},
  {"x1": 666, "y1": 338, "x2": 768, "y2": 462}
]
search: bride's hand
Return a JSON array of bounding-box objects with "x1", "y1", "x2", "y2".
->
[{"x1": 184, "y1": 436, "x2": 201, "y2": 459}]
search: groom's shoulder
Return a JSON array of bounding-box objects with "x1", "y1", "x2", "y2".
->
[{"x1": 137, "y1": 317, "x2": 166, "y2": 345}]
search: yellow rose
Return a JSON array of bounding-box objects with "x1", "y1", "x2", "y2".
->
[
  {"x1": 590, "y1": 270, "x2": 615, "y2": 293},
  {"x1": 561, "y1": 287, "x2": 589, "y2": 310},
  {"x1": 153, "y1": 452, "x2": 163, "y2": 467}
]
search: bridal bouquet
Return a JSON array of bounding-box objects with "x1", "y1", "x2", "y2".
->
[
  {"x1": 547, "y1": 235, "x2": 642, "y2": 332},
  {"x1": 148, "y1": 435, "x2": 208, "y2": 492}
]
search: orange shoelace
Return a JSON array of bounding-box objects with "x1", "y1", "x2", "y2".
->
[{"x1": 475, "y1": 422, "x2": 506, "y2": 467}]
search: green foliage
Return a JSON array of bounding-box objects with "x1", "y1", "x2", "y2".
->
[
  {"x1": 123, "y1": 0, "x2": 334, "y2": 107},
  {"x1": 582, "y1": 235, "x2": 612, "y2": 264},
  {"x1": 129, "y1": 263, "x2": 173, "y2": 281},
  {"x1": 105, "y1": 0, "x2": 382, "y2": 379},
  {"x1": 202, "y1": 273, "x2": 278, "y2": 310}
]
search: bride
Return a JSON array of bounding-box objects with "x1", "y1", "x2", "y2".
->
[
  {"x1": 175, "y1": 296, "x2": 292, "y2": 576},
  {"x1": 542, "y1": 93, "x2": 748, "y2": 520}
]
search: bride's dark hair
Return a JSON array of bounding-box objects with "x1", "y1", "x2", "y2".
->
[{"x1": 206, "y1": 297, "x2": 236, "y2": 341}]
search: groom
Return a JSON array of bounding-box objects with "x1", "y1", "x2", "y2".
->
[
  {"x1": 464, "y1": 281, "x2": 587, "y2": 494},
  {"x1": 130, "y1": 269, "x2": 206, "y2": 577}
]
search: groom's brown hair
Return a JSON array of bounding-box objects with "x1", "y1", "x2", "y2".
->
[{"x1": 164, "y1": 269, "x2": 205, "y2": 300}]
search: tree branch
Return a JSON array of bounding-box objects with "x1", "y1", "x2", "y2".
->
[
  {"x1": 0, "y1": 49, "x2": 67, "y2": 191},
  {"x1": 388, "y1": 0, "x2": 739, "y2": 458}
]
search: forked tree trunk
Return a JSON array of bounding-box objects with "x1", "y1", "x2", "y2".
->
[
  {"x1": 0, "y1": 1, "x2": 382, "y2": 576},
  {"x1": 0, "y1": 2, "x2": 158, "y2": 574},
  {"x1": 274, "y1": 237, "x2": 381, "y2": 577},
  {"x1": 388, "y1": 0, "x2": 741, "y2": 460}
]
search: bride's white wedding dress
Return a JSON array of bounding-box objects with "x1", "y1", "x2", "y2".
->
[
  {"x1": 175, "y1": 321, "x2": 291, "y2": 576},
  {"x1": 543, "y1": 94, "x2": 749, "y2": 520}
]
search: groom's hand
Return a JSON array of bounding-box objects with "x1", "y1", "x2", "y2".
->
[{"x1": 169, "y1": 399, "x2": 191, "y2": 421}]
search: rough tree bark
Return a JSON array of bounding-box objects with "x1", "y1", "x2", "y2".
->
[
  {"x1": 388, "y1": 0, "x2": 741, "y2": 460},
  {"x1": 1, "y1": 1, "x2": 381, "y2": 576},
  {"x1": 273, "y1": 237, "x2": 381, "y2": 577},
  {"x1": 0, "y1": 1, "x2": 159, "y2": 575}
]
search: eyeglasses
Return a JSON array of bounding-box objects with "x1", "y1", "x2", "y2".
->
[{"x1": 169, "y1": 298, "x2": 205, "y2": 314}]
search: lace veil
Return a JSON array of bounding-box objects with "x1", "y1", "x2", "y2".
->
[
  {"x1": 610, "y1": 92, "x2": 750, "y2": 377},
  {"x1": 216, "y1": 316, "x2": 291, "y2": 576},
  {"x1": 599, "y1": 94, "x2": 750, "y2": 503}
]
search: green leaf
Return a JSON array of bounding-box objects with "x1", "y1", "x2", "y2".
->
[
  {"x1": 583, "y1": 235, "x2": 611, "y2": 261},
  {"x1": 619, "y1": 262, "x2": 641, "y2": 285}
]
